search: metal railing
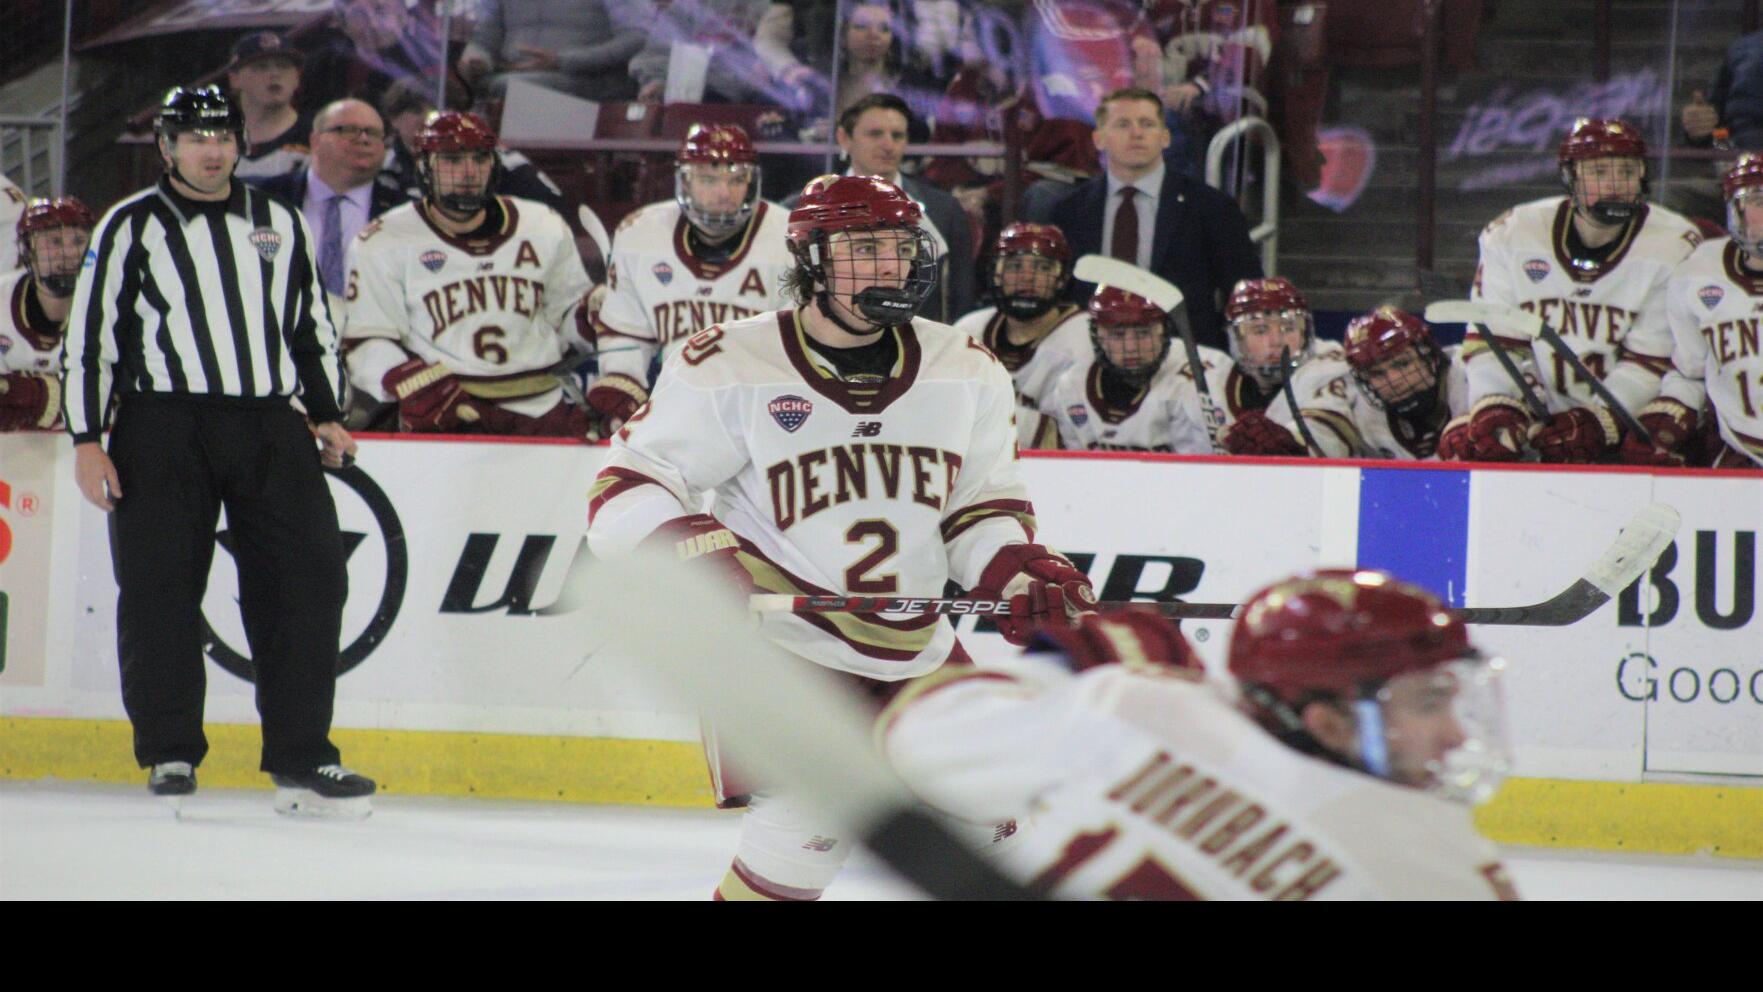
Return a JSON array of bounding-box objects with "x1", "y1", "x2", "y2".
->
[
  {"x1": 0, "y1": 116, "x2": 64, "y2": 197},
  {"x1": 1206, "y1": 116, "x2": 1281, "y2": 275}
]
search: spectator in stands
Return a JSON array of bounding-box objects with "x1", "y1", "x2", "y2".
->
[
  {"x1": 457, "y1": 0, "x2": 649, "y2": 103},
  {"x1": 1666, "y1": 30, "x2": 1763, "y2": 226},
  {"x1": 298, "y1": 0, "x2": 450, "y2": 113},
  {"x1": 787, "y1": 93, "x2": 973, "y2": 321},
  {"x1": 1141, "y1": 0, "x2": 1276, "y2": 180},
  {"x1": 630, "y1": 0, "x2": 790, "y2": 105},
  {"x1": 1047, "y1": 87, "x2": 1261, "y2": 351},
  {"x1": 377, "y1": 79, "x2": 573, "y2": 221},
  {"x1": 252, "y1": 100, "x2": 407, "y2": 300},
  {"x1": 226, "y1": 31, "x2": 315, "y2": 180}
]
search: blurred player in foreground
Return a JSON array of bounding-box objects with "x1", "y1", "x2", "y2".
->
[
  {"x1": 586, "y1": 175, "x2": 1095, "y2": 900},
  {"x1": 881, "y1": 571, "x2": 1521, "y2": 899}
]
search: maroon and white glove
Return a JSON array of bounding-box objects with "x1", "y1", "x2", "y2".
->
[
  {"x1": 639, "y1": 513, "x2": 752, "y2": 595},
  {"x1": 1035, "y1": 609, "x2": 1202, "y2": 674},
  {"x1": 585, "y1": 373, "x2": 648, "y2": 429},
  {"x1": 974, "y1": 543, "x2": 1097, "y2": 646},
  {"x1": 1437, "y1": 395, "x2": 1531, "y2": 462},
  {"x1": 1222, "y1": 409, "x2": 1304, "y2": 456},
  {"x1": 382, "y1": 358, "x2": 480, "y2": 433},
  {"x1": 0, "y1": 372, "x2": 61, "y2": 431},
  {"x1": 1529, "y1": 405, "x2": 1620, "y2": 463},
  {"x1": 1617, "y1": 399, "x2": 1697, "y2": 468}
]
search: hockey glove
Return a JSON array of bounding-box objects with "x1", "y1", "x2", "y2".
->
[
  {"x1": 1222, "y1": 409, "x2": 1305, "y2": 457},
  {"x1": 1617, "y1": 399, "x2": 1697, "y2": 468},
  {"x1": 640, "y1": 513, "x2": 752, "y2": 595},
  {"x1": 1437, "y1": 395, "x2": 1530, "y2": 462},
  {"x1": 1034, "y1": 609, "x2": 1202, "y2": 674},
  {"x1": 974, "y1": 543, "x2": 1097, "y2": 646},
  {"x1": 0, "y1": 372, "x2": 61, "y2": 431},
  {"x1": 382, "y1": 359, "x2": 480, "y2": 433},
  {"x1": 585, "y1": 373, "x2": 648, "y2": 430},
  {"x1": 1529, "y1": 405, "x2": 1620, "y2": 463}
]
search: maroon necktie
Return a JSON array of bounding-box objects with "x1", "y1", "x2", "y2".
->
[{"x1": 1111, "y1": 186, "x2": 1139, "y2": 264}]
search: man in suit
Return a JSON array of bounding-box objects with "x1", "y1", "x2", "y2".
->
[
  {"x1": 786, "y1": 94, "x2": 976, "y2": 323},
  {"x1": 251, "y1": 98, "x2": 408, "y2": 300},
  {"x1": 1044, "y1": 87, "x2": 1263, "y2": 351}
]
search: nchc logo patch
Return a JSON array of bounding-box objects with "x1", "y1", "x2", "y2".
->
[
  {"x1": 1522, "y1": 258, "x2": 1550, "y2": 283},
  {"x1": 1699, "y1": 285, "x2": 1725, "y2": 310},
  {"x1": 652, "y1": 261, "x2": 674, "y2": 285},
  {"x1": 768, "y1": 394, "x2": 813, "y2": 432},
  {"x1": 248, "y1": 227, "x2": 283, "y2": 262},
  {"x1": 1067, "y1": 403, "x2": 1089, "y2": 427},
  {"x1": 420, "y1": 250, "x2": 447, "y2": 273}
]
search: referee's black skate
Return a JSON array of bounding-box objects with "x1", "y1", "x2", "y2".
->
[
  {"x1": 271, "y1": 764, "x2": 375, "y2": 819},
  {"x1": 148, "y1": 761, "x2": 197, "y2": 796}
]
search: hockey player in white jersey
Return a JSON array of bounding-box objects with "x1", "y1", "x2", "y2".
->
[
  {"x1": 585, "y1": 175, "x2": 1096, "y2": 901},
  {"x1": 342, "y1": 111, "x2": 596, "y2": 436},
  {"x1": 1230, "y1": 308, "x2": 1471, "y2": 460},
  {"x1": 1443, "y1": 118, "x2": 1703, "y2": 464},
  {"x1": 1203, "y1": 276, "x2": 1353, "y2": 456},
  {"x1": 0, "y1": 197, "x2": 94, "y2": 432},
  {"x1": 954, "y1": 223, "x2": 1091, "y2": 449},
  {"x1": 1041, "y1": 279, "x2": 1222, "y2": 453},
  {"x1": 585, "y1": 124, "x2": 794, "y2": 432},
  {"x1": 881, "y1": 572, "x2": 1519, "y2": 900},
  {"x1": 1629, "y1": 154, "x2": 1763, "y2": 469}
]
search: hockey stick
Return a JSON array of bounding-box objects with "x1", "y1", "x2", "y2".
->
[
  {"x1": 576, "y1": 204, "x2": 613, "y2": 263},
  {"x1": 751, "y1": 501, "x2": 1680, "y2": 627},
  {"x1": 1071, "y1": 256, "x2": 1227, "y2": 452},
  {"x1": 570, "y1": 551, "x2": 1034, "y2": 900},
  {"x1": 1423, "y1": 303, "x2": 1551, "y2": 422},
  {"x1": 1425, "y1": 300, "x2": 1653, "y2": 444},
  {"x1": 1278, "y1": 345, "x2": 1323, "y2": 456}
]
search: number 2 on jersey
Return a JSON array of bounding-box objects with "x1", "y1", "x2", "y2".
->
[{"x1": 844, "y1": 520, "x2": 899, "y2": 593}]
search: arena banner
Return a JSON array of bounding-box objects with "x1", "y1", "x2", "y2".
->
[
  {"x1": 5, "y1": 432, "x2": 1759, "y2": 785},
  {"x1": 0, "y1": 432, "x2": 65, "y2": 689}
]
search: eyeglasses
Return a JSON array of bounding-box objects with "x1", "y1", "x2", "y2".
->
[{"x1": 320, "y1": 124, "x2": 386, "y2": 142}]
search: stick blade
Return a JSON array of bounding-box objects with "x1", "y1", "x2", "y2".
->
[
  {"x1": 1583, "y1": 501, "x2": 1680, "y2": 598},
  {"x1": 1422, "y1": 300, "x2": 1543, "y2": 339},
  {"x1": 577, "y1": 204, "x2": 612, "y2": 262},
  {"x1": 1072, "y1": 255, "x2": 1185, "y2": 311}
]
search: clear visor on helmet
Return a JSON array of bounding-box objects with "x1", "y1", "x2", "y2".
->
[
  {"x1": 1353, "y1": 656, "x2": 1510, "y2": 804},
  {"x1": 1728, "y1": 187, "x2": 1763, "y2": 257},
  {"x1": 1568, "y1": 156, "x2": 1646, "y2": 226},
  {"x1": 677, "y1": 161, "x2": 759, "y2": 241},
  {"x1": 1228, "y1": 309, "x2": 1313, "y2": 387}
]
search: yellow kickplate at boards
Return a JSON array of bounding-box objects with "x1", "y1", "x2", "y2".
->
[{"x1": 1475, "y1": 777, "x2": 1763, "y2": 858}]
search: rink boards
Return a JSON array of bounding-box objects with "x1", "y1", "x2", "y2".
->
[{"x1": 3, "y1": 432, "x2": 1759, "y2": 856}]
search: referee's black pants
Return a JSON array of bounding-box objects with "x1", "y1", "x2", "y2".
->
[{"x1": 109, "y1": 395, "x2": 347, "y2": 774}]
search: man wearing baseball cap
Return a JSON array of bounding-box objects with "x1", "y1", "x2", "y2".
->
[{"x1": 226, "y1": 30, "x2": 315, "y2": 180}]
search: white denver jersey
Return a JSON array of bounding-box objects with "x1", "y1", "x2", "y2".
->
[
  {"x1": 0, "y1": 173, "x2": 24, "y2": 273},
  {"x1": 955, "y1": 304, "x2": 1091, "y2": 449},
  {"x1": 1292, "y1": 345, "x2": 1471, "y2": 460},
  {"x1": 1041, "y1": 348, "x2": 1222, "y2": 453},
  {"x1": 1659, "y1": 238, "x2": 1763, "y2": 466},
  {"x1": 881, "y1": 663, "x2": 1519, "y2": 901},
  {"x1": 586, "y1": 309, "x2": 1036, "y2": 680},
  {"x1": 1468, "y1": 196, "x2": 1701, "y2": 415},
  {"x1": 342, "y1": 196, "x2": 591, "y2": 413},
  {"x1": 0, "y1": 271, "x2": 65, "y2": 377},
  {"x1": 594, "y1": 199, "x2": 794, "y2": 388}
]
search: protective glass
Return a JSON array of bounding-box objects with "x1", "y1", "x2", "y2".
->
[
  {"x1": 1228, "y1": 309, "x2": 1312, "y2": 387},
  {"x1": 676, "y1": 162, "x2": 760, "y2": 241},
  {"x1": 1356, "y1": 657, "x2": 1510, "y2": 805},
  {"x1": 1727, "y1": 187, "x2": 1763, "y2": 257}
]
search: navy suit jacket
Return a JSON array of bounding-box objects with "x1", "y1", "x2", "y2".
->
[{"x1": 1046, "y1": 169, "x2": 1263, "y2": 351}]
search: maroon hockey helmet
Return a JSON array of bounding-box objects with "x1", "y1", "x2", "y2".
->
[
  {"x1": 678, "y1": 123, "x2": 758, "y2": 166},
  {"x1": 1224, "y1": 277, "x2": 1314, "y2": 388},
  {"x1": 994, "y1": 222, "x2": 1072, "y2": 264},
  {"x1": 1557, "y1": 118, "x2": 1648, "y2": 166},
  {"x1": 17, "y1": 196, "x2": 96, "y2": 296},
  {"x1": 415, "y1": 110, "x2": 498, "y2": 153},
  {"x1": 415, "y1": 111, "x2": 498, "y2": 215},
  {"x1": 786, "y1": 175, "x2": 937, "y2": 328},
  {"x1": 1086, "y1": 285, "x2": 1166, "y2": 327},
  {"x1": 1224, "y1": 276, "x2": 1309, "y2": 322},
  {"x1": 676, "y1": 124, "x2": 760, "y2": 240},
  {"x1": 1344, "y1": 307, "x2": 1444, "y2": 416},
  {"x1": 1228, "y1": 570, "x2": 1472, "y2": 704}
]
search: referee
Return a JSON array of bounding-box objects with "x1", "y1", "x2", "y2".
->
[{"x1": 62, "y1": 86, "x2": 375, "y2": 816}]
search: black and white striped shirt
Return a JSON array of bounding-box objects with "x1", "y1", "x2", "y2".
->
[{"x1": 61, "y1": 177, "x2": 347, "y2": 443}]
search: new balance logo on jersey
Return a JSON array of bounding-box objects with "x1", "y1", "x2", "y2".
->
[
  {"x1": 851, "y1": 421, "x2": 883, "y2": 437},
  {"x1": 801, "y1": 837, "x2": 838, "y2": 853}
]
